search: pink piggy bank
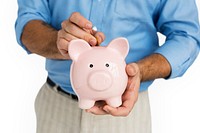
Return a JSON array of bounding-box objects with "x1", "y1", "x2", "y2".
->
[{"x1": 68, "y1": 37, "x2": 129, "y2": 109}]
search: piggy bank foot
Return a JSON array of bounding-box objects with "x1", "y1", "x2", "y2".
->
[
  {"x1": 79, "y1": 99, "x2": 95, "y2": 109},
  {"x1": 106, "y1": 96, "x2": 122, "y2": 107}
]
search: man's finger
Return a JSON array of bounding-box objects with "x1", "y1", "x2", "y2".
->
[
  {"x1": 69, "y1": 12, "x2": 92, "y2": 29},
  {"x1": 86, "y1": 107, "x2": 108, "y2": 115},
  {"x1": 58, "y1": 30, "x2": 78, "y2": 42},
  {"x1": 62, "y1": 21, "x2": 97, "y2": 45},
  {"x1": 57, "y1": 38, "x2": 69, "y2": 57},
  {"x1": 103, "y1": 105, "x2": 131, "y2": 117},
  {"x1": 94, "y1": 31, "x2": 105, "y2": 45},
  {"x1": 126, "y1": 64, "x2": 137, "y2": 77}
]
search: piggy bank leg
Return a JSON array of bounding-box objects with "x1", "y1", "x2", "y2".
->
[
  {"x1": 106, "y1": 96, "x2": 122, "y2": 107},
  {"x1": 78, "y1": 99, "x2": 95, "y2": 109}
]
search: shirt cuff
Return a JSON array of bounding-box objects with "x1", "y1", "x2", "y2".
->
[{"x1": 154, "y1": 35, "x2": 199, "y2": 79}]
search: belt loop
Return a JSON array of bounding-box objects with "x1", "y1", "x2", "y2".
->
[{"x1": 52, "y1": 85, "x2": 59, "y2": 92}]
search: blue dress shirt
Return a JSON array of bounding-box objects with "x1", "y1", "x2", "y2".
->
[{"x1": 15, "y1": 0, "x2": 200, "y2": 94}]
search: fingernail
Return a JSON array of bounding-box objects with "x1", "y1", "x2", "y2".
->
[
  {"x1": 89, "y1": 39, "x2": 97, "y2": 46},
  {"x1": 86, "y1": 23, "x2": 92, "y2": 29}
]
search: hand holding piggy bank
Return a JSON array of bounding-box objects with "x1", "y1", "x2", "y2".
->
[{"x1": 68, "y1": 37, "x2": 129, "y2": 109}]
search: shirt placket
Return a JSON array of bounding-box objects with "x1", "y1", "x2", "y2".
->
[{"x1": 89, "y1": 0, "x2": 106, "y2": 31}]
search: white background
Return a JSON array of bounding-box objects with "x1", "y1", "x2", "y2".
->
[{"x1": 0, "y1": 1, "x2": 200, "y2": 133}]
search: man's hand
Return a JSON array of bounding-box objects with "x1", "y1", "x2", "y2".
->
[
  {"x1": 57, "y1": 12, "x2": 105, "y2": 57},
  {"x1": 86, "y1": 63, "x2": 141, "y2": 117}
]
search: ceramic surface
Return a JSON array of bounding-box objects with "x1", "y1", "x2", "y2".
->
[{"x1": 68, "y1": 37, "x2": 129, "y2": 109}]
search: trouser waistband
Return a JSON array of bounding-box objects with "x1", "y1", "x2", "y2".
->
[{"x1": 46, "y1": 77, "x2": 78, "y2": 100}]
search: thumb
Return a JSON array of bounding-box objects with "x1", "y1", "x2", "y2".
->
[{"x1": 126, "y1": 63, "x2": 139, "y2": 77}]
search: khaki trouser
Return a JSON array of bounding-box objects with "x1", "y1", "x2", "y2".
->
[{"x1": 35, "y1": 83, "x2": 151, "y2": 133}]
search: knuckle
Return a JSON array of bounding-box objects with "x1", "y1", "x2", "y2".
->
[
  {"x1": 57, "y1": 30, "x2": 62, "y2": 37},
  {"x1": 57, "y1": 30, "x2": 66, "y2": 40},
  {"x1": 67, "y1": 24, "x2": 75, "y2": 33},
  {"x1": 120, "y1": 109, "x2": 131, "y2": 117},
  {"x1": 63, "y1": 22, "x2": 74, "y2": 33},
  {"x1": 61, "y1": 21, "x2": 66, "y2": 28},
  {"x1": 123, "y1": 111, "x2": 130, "y2": 117},
  {"x1": 61, "y1": 22, "x2": 64, "y2": 28},
  {"x1": 72, "y1": 12, "x2": 80, "y2": 17},
  {"x1": 83, "y1": 34, "x2": 91, "y2": 41},
  {"x1": 65, "y1": 34, "x2": 73, "y2": 42},
  {"x1": 61, "y1": 20, "x2": 70, "y2": 30},
  {"x1": 70, "y1": 12, "x2": 80, "y2": 21}
]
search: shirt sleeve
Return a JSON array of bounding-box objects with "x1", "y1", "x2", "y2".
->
[
  {"x1": 15, "y1": 0, "x2": 51, "y2": 53},
  {"x1": 154, "y1": 0, "x2": 200, "y2": 79}
]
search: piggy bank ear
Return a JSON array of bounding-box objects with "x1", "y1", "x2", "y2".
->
[
  {"x1": 68, "y1": 39, "x2": 91, "y2": 60},
  {"x1": 107, "y1": 37, "x2": 129, "y2": 58}
]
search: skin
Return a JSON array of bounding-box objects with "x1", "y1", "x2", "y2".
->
[{"x1": 21, "y1": 12, "x2": 171, "y2": 117}]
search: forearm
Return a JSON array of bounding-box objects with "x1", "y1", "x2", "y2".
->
[
  {"x1": 21, "y1": 20, "x2": 67, "y2": 59},
  {"x1": 137, "y1": 53, "x2": 171, "y2": 82}
]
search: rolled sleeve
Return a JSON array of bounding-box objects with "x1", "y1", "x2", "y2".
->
[
  {"x1": 15, "y1": 0, "x2": 51, "y2": 53},
  {"x1": 154, "y1": 0, "x2": 200, "y2": 79},
  {"x1": 155, "y1": 35, "x2": 199, "y2": 78}
]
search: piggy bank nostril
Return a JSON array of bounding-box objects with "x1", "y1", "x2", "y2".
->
[
  {"x1": 105, "y1": 63, "x2": 109, "y2": 67},
  {"x1": 88, "y1": 71, "x2": 112, "y2": 91},
  {"x1": 89, "y1": 64, "x2": 94, "y2": 68}
]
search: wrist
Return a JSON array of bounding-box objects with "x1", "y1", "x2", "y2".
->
[
  {"x1": 136, "y1": 53, "x2": 171, "y2": 82},
  {"x1": 136, "y1": 63, "x2": 143, "y2": 82}
]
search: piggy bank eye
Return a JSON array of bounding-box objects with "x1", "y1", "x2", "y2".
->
[
  {"x1": 89, "y1": 64, "x2": 94, "y2": 68},
  {"x1": 105, "y1": 63, "x2": 109, "y2": 67}
]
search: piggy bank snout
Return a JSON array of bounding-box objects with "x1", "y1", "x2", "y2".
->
[{"x1": 88, "y1": 71, "x2": 112, "y2": 91}]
